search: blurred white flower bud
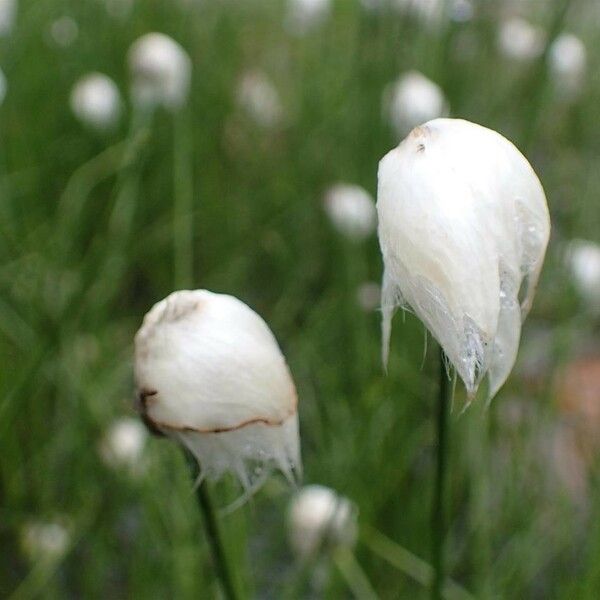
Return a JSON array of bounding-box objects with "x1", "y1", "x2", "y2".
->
[
  {"x1": 104, "y1": 0, "x2": 134, "y2": 20},
  {"x1": 548, "y1": 33, "x2": 586, "y2": 99},
  {"x1": 236, "y1": 71, "x2": 283, "y2": 129},
  {"x1": 565, "y1": 240, "x2": 600, "y2": 314},
  {"x1": 0, "y1": 67, "x2": 6, "y2": 105},
  {"x1": 70, "y1": 73, "x2": 122, "y2": 131},
  {"x1": 356, "y1": 281, "x2": 381, "y2": 312},
  {"x1": 285, "y1": 0, "x2": 330, "y2": 36},
  {"x1": 134, "y1": 290, "x2": 301, "y2": 491},
  {"x1": 128, "y1": 33, "x2": 191, "y2": 111},
  {"x1": 100, "y1": 417, "x2": 148, "y2": 474},
  {"x1": 49, "y1": 16, "x2": 78, "y2": 48},
  {"x1": 385, "y1": 71, "x2": 447, "y2": 140},
  {"x1": 21, "y1": 520, "x2": 70, "y2": 562},
  {"x1": 497, "y1": 18, "x2": 545, "y2": 62},
  {"x1": 324, "y1": 184, "x2": 377, "y2": 241},
  {"x1": 0, "y1": 0, "x2": 16, "y2": 36},
  {"x1": 377, "y1": 119, "x2": 550, "y2": 400},
  {"x1": 287, "y1": 485, "x2": 357, "y2": 559}
]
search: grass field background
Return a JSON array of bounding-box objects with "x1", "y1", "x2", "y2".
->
[{"x1": 2, "y1": 0, "x2": 600, "y2": 598}]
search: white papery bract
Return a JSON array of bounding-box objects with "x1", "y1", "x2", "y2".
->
[
  {"x1": 236, "y1": 71, "x2": 283, "y2": 129},
  {"x1": 566, "y1": 239, "x2": 600, "y2": 314},
  {"x1": 324, "y1": 184, "x2": 377, "y2": 241},
  {"x1": 100, "y1": 417, "x2": 148, "y2": 474},
  {"x1": 134, "y1": 290, "x2": 301, "y2": 492},
  {"x1": 0, "y1": 0, "x2": 16, "y2": 36},
  {"x1": 497, "y1": 18, "x2": 545, "y2": 62},
  {"x1": 70, "y1": 73, "x2": 122, "y2": 131},
  {"x1": 287, "y1": 485, "x2": 357, "y2": 559},
  {"x1": 128, "y1": 33, "x2": 191, "y2": 111},
  {"x1": 285, "y1": 0, "x2": 330, "y2": 36},
  {"x1": 385, "y1": 71, "x2": 447, "y2": 139},
  {"x1": 377, "y1": 118, "x2": 550, "y2": 400},
  {"x1": 549, "y1": 33, "x2": 586, "y2": 99}
]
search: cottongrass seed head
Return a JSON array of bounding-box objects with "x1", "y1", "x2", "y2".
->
[
  {"x1": 565, "y1": 239, "x2": 600, "y2": 314},
  {"x1": 70, "y1": 73, "x2": 122, "y2": 131},
  {"x1": 236, "y1": 70, "x2": 283, "y2": 129},
  {"x1": 99, "y1": 417, "x2": 148, "y2": 476},
  {"x1": 324, "y1": 183, "x2": 377, "y2": 242},
  {"x1": 377, "y1": 118, "x2": 550, "y2": 401}
]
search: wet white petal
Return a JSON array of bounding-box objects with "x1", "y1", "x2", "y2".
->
[
  {"x1": 134, "y1": 290, "x2": 301, "y2": 491},
  {"x1": 377, "y1": 118, "x2": 550, "y2": 400}
]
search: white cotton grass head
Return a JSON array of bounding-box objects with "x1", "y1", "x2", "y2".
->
[
  {"x1": 48, "y1": 16, "x2": 78, "y2": 48},
  {"x1": 565, "y1": 239, "x2": 600, "y2": 314},
  {"x1": 21, "y1": 520, "x2": 70, "y2": 562},
  {"x1": 548, "y1": 33, "x2": 587, "y2": 100},
  {"x1": 385, "y1": 71, "x2": 448, "y2": 140},
  {"x1": 70, "y1": 73, "x2": 122, "y2": 131},
  {"x1": 236, "y1": 71, "x2": 283, "y2": 129},
  {"x1": 287, "y1": 485, "x2": 357, "y2": 559},
  {"x1": 324, "y1": 184, "x2": 377, "y2": 242},
  {"x1": 128, "y1": 33, "x2": 191, "y2": 111},
  {"x1": 0, "y1": 0, "x2": 16, "y2": 36},
  {"x1": 285, "y1": 0, "x2": 331, "y2": 36},
  {"x1": 99, "y1": 417, "x2": 148, "y2": 475},
  {"x1": 377, "y1": 118, "x2": 550, "y2": 401},
  {"x1": 356, "y1": 281, "x2": 381, "y2": 312},
  {"x1": 134, "y1": 290, "x2": 301, "y2": 494},
  {"x1": 497, "y1": 18, "x2": 545, "y2": 62}
]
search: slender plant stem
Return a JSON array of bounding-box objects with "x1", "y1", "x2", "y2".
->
[{"x1": 432, "y1": 347, "x2": 450, "y2": 600}]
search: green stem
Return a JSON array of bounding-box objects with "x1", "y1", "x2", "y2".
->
[{"x1": 432, "y1": 348, "x2": 450, "y2": 600}]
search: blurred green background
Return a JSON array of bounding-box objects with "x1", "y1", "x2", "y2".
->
[{"x1": 2, "y1": 0, "x2": 600, "y2": 597}]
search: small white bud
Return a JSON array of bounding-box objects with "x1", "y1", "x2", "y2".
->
[
  {"x1": 385, "y1": 71, "x2": 448, "y2": 139},
  {"x1": 49, "y1": 16, "x2": 78, "y2": 48},
  {"x1": 128, "y1": 33, "x2": 191, "y2": 111},
  {"x1": 21, "y1": 521, "x2": 70, "y2": 562},
  {"x1": 134, "y1": 290, "x2": 301, "y2": 492},
  {"x1": 0, "y1": 0, "x2": 16, "y2": 37},
  {"x1": 285, "y1": 0, "x2": 331, "y2": 36},
  {"x1": 497, "y1": 18, "x2": 545, "y2": 62},
  {"x1": 99, "y1": 417, "x2": 148, "y2": 474},
  {"x1": 70, "y1": 73, "x2": 122, "y2": 131},
  {"x1": 356, "y1": 281, "x2": 381, "y2": 312},
  {"x1": 377, "y1": 118, "x2": 550, "y2": 400},
  {"x1": 548, "y1": 33, "x2": 586, "y2": 99},
  {"x1": 236, "y1": 71, "x2": 283, "y2": 129},
  {"x1": 565, "y1": 239, "x2": 600, "y2": 314},
  {"x1": 324, "y1": 184, "x2": 377, "y2": 241},
  {"x1": 287, "y1": 485, "x2": 357, "y2": 559}
]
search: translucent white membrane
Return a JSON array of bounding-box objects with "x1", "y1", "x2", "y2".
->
[
  {"x1": 134, "y1": 290, "x2": 301, "y2": 496},
  {"x1": 377, "y1": 118, "x2": 550, "y2": 400}
]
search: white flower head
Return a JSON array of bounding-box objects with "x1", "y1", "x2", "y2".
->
[
  {"x1": 287, "y1": 485, "x2": 357, "y2": 559},
  {"x1": 70, "y1": 73, "x2": 122, "y2": 131},
  {"x1": 548, "y1": 33, "x2": 586, "y2": 99},
  {"x1": 356, "y1": 281, "x2": 381, "y2": 312},
  {"x1": 236, "y1": 71, "x2": 283, "y2": 129},
  {"x1": 497, "y1": 18, "x2": 545, "y2": 62},
  {"x1": 49, "y1": 16, "x2": 78, "y2": 48},
  {"x1": 394, "y1": 0, "x2": 473, "y2": 26},
  {"x1": 324, "y1": 184, "x2": 377, "y2": 241},
  {"x1": 565, "y1": 239, "x2": 600, "y2": 314},
  {"x1": 0, "y1": 0, "x2": 16, "y2": 37},
  {"x1": 128, "y1": 33, "x2": 191, "y2": 111},
  {"x1": 377, "y1": 118, "x2": 550, "y2": 400},
  {"x1": 385, "y1": 71, "x2": 448, "y2": 139},
  {"x1": 0, "y1": 67, "x2": 6, "y2": 106},
  {"x1": 21, "y1": 520, "x2": 70, "y2": 562},
  {"x1": 134, "y1": 290, "x2": 301, "y2": 492},
  {"x1": 100, "y1": 417, "x2": 148, "y2": 474},
  {"x1": 285, "y1": 0, "x2": 331, "y2": 36}
]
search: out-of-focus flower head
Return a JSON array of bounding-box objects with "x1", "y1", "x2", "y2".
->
[
  {"x1": 497, "y1": 17, "x2": 545, "y2": 62},
  {"x1": 70, "y1": 73, "x2": 122, "y2": 131},
  {"x1": 99, "y1": 417, "x2": 148, "y2": 475},
  {"x1": 0, "y1": 0, "x2": 16, "y2": 36},
  {"x1": 565, "y1": 239, "x2": 600, "y2": 314},
  {"x1": 548, "y1": 33, "x2": 587, "y2": 100},
  {"x1": 356, "y1": 281, "x2": 381, "y2": 312},
  {"x1": 377, "y1": 118, "x2": 550, "y2": 400},
  {"x1": 285, "y1": 0, "x2": 331, "y2": 36},
  {"x1": 287, "y1": 485, "x2": 357, "y2": 559},
  {"x1": 324, "y1": 183, "x2": 377, "y2": 242},
  {"x1": 236, "y1": 71, "x2": 283, "y2": 129},
  {"x1": 384, "y1": 71, "x2": 448, "y2": 139},
  {"x1": 21, "y1": 520, "x2": 70, "y2": 563},
  {"x1": 128, "y1": 33, "x2": 191, "y2": 111},
  {"x1": 48, "y1": 16, "x2": 78, "y2": 48},
  {"x1": 134, "y1": 290, "x2": 301, "y2": 496}
]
